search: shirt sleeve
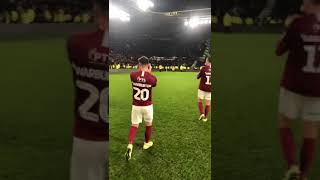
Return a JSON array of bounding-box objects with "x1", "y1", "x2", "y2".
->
[
  {"x1": 66, "y1": 36, "x2": 75, "y2": 62},
  {"x1": 276, "y1": 20, "x2": 299, "y2": 56},
  {"x1": 152, "y1": 76, "x2": 157, "y2": 87},
  {"x1": 197, "y1": 67, "x2": 204, "y2": 79}
]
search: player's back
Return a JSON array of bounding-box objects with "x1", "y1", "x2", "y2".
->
[
  {"x1": 130, "y1": 70, "x2": 157, "y2": 106},
  {"x1": 281, "y1": 14, "x2": 320, "y2": 96},
  {"x1": 67, "y1": 30, "x2": 108, "y2": 141},
  {"x1": 198, "y1": 65, "x2": 212, "y2": 92}
]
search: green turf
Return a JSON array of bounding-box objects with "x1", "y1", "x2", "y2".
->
[
  {"x1": 213, "y1": 33, "x2": 320, "y2": 179},
  {"x1": 0, "y1": 38, "x2": 73, "y2": 180},
  {"x1": 109, "y1": 72, "x2": 211, "y2": 179}
]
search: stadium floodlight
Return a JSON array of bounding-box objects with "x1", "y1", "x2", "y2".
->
[
  {"x1": 184, "y1": 16, "x2": 211, "y2": 28},
  {"x1": 137, "y1": 0, "x2": 154, "y2": 11},
  {"x1": 189, "y1": 17, "x2": 200, "y2": 28},
  {"x1": 184, "y1": 20, "x2": 189, "y2": 26},
  {"x1": 110, "y1": 4, "x2": 131, "y2": 22}
]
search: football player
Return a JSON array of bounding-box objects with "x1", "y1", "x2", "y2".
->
[
  {"x1": 197, "y1": 57, "x2": 212, "y2": 122},
  {"x1": 125, "y1": 56, "x2": 157, "y2": 161},
  {"x1": 276, "y1": 0, "x2": 320, "y2": 179},
  {"x1": 66, "y1": 1, "x2": 108, "y2": 180}
]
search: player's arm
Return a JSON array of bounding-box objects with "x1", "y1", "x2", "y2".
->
[
  {"x1": 197, "y1": 67, "x2": 204, "y2": 79},
  {"x1": 276, "y1": 39, "x2": 289, "y2": 56},
  {"x1": 66, "y1": 37, "x2": 73, "y2": 61},
  {"x1": 66, "y1": 36, "x2": 75, "y2": 62},
  {"x1": 130, "y1": 72, "x2": 134, "y2": 82},
  {"x1": 276, "y1": 16, "x2": 300, "y2": 56},
  {"x1": 152, "y1": 76, "x2": 157, "y2": 87}
]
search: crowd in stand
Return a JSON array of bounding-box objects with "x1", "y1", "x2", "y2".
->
[
  {"x1": 109, "y1": 51, "x2": 202, "y2": 71},
  {"x1": 0, "y1": 0, "x2": 92, "y2": 24},
  {"x1": 212, "y1": 0, "x2": 301, "y2": 27},
  {"x1": 109, "y1": 39, "x2": 210, "y2": 71}
]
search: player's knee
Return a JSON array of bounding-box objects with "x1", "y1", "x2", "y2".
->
[
  {"x1": 131, "y1": 124, "x2": 139, "y2": 128},
  {"x1": 198, "y1": 98, "x2": 202, "y2": 102},
  {"x1": 205, "y1": 100, "x2": 211, "y2": 106},
  {"x1": 145, "y1": 122, "x2": 152, "y2": 126},
  {"x1": 302, "y1": 121, "x2": 319, "y2": 139},
  {"x1": 278, "y1": 114, "x2": 292, "y2": 128}
]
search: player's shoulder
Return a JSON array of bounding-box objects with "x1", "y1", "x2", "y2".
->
[
  {"x1": 285, "y1": 13, "x2": 305, "y2": 28},
  {"x1": 130, "y1": 70, "x2": 139, "y2": 78},
  {"x1": 293, "y1": 14, "x2": 312, "y2": 26},
  {"x1": 145, "y1": 71, "x2": 156, "y2": 78},
  {"x1": 68, "y1": 31, "x2": 100, "y2": 46}
]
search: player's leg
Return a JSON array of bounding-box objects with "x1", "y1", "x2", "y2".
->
[
  {"x1": 278, "y1": 88, "x2": 301, "y2": 180},
  {"x1": 71, "y1": 137, "x2": 108, "y2": 180},
  {"x1": 143, "y1": 105, "x2": 154, "y2": 150},
  {"x1": 126, "y1": 106, "x2": 142, "y2": 160},
  {"x1": 198, "y1": 90, "x2": 205, "y2": 120},
  {"x1": 300, "y1": 97, "x2": 320, "y2": 179},
  {"x1": 88, "y1": 141, "x2": 108, "y2": 180},
  {"x1": 71, "y1": 137, "x2": 90, "y2": 180},
  {"x1": 279, "y1": 114, "x2": 298, "y2": 168},
  {"x1": 300, "y1": 120, "x2": 318, "y2": 179},
  {"x1": 203, "y1": 92, "x2": 212, "y2": 122},
  {"x1": 128, "y1": 123, "x2": 139, "y2": 145}
]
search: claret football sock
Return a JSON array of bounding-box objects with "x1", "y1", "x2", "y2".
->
[
  {"x1": 198, "y1": 102, "x2": 204, "y2": 115},
  {"x1": 280, "y1": 127, "x2": 297, "y2": 167},
  {"x1": 145, "y1": 126, "x2": 152, "y2": 143},
  {"x1": 128, "y1": 126, "x2": 138, "y2": 144},
  {"x1": 205, "y1": 105, "x2": 210, "y2": 117},
  {"x1": 300, "y1": 138, "x2": 316, "y2": 178}
]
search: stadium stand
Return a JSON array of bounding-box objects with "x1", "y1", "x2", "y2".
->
[
  {"x1": 212, "y1": 0, "x2": 302, "y2": 32},
  {"x1": 0, "y1": 0, "x2": 91, "y2": 24}
]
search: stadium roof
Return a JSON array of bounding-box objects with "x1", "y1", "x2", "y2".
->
[
  {"x1": 110, "y1": 0, "x2": 211, "y2": 56},
  {"x1": 110, "y1": 0, "x2": 211, "y2": 17}
]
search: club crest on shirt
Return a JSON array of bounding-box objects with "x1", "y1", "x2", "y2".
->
[{"x1": 88, "y1": 48, "x2": 108, "y2": 66}]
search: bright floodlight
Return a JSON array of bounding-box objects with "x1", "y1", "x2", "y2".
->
[
  {"x1": 137, "y1": 0, "x2": 154, "y2": 11},
  {"x1": 189, "y1": 17, "x2": 200, "y2": 28},
  {"x1": 110, "y1": 4, "x2": 131, "y2": 22},
  {"x1": 184, "y1": 16, "x2": 211, "y2": 28}
]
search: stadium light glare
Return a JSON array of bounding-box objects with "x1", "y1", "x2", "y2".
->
[
  {"x1": 110, "y1": 4, "x2": 131, "y2": 22},
  {"x1": 137, "y1": 0, "x2": 154, "y2": 11},
  {"x1": 189, "y1": 17, "x2": 200, "y2": 28},
  {"x1": 184, "y1": 16, "x2": 211, "y2": 28}
]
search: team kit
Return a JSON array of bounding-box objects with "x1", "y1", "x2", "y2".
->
[
  {"x1": 5, "y1": 0, "x2": 320, "y2": 179},
  {"x1": 64, "y1": 0, "x2": 212, "y2": 180},
  {"x1": 43, "y1": 0, "x2": 320, "y2": 179}
]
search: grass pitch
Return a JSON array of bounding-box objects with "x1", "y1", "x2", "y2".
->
[
  {"x1": 109, "y1": 72, "x2": 212, "y2": 179},
  {"x1": 213, "y1": 33, "x2": 320, "y2": 179},
  {"x1": 0, "y1": 37, "x2": 73, "y2": 180}
]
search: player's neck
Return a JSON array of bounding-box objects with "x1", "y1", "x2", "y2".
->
[{"x1": 140, "y1": 68, "x2": 148, "y2": 72}]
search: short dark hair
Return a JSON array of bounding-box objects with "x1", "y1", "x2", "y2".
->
[
  {"x1": 93, "y1": 0, "x2": 108, "y2": 13},
  {"x1": 138, "y1": 56, "x2": 150, "y2": 65}
]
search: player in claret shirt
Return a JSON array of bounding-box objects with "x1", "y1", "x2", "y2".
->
[
  {"x1": 125, "y1": 56, "x2": 157, "y2": 161},
  {"x1": 197, "y1": 57, "x2": 212, "y2": 122},
  {"x1": 66, "y1": 1, "x2": 108, "y2": 180},
  {"x1": 276, "y1": 0, "x2": 320, "y2": 179}
]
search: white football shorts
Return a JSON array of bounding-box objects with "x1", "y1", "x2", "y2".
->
[
  {"x1": 198, "y1": 89, "x2": 211, "y2": 101},
  {"x1": 131, "y1": 105, "x2": 153, "y2": 124},
  {"x1": 71, "y1": 137, "x2": 108, "y2": 180},
  {"x1": 279, "y1": 87, "x2": 320, "y2": 121}
]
